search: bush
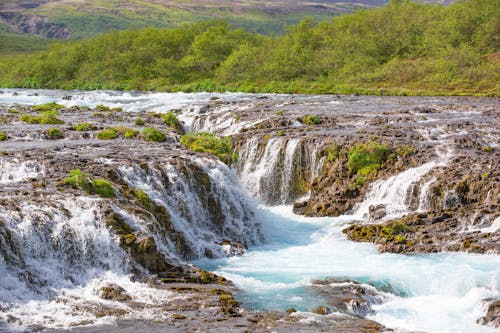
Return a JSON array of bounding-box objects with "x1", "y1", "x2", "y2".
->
[
  {"x1": 162, "y1": 111, "x2": 184, "y2": 134},
  {"x1": 32, "y1": 102, "x2": 64, "y2": 112},
  {"x1": 134, "y1": 118, "x2": 145, "y2": 126},
  {"x1": 0, "y1": 132, "x2": 7, "y2": 141},
  {"x1": 19, "y1": 114, "x2": 64, "y2": 124},
  {"x1": 124, "y1": 128, "x2": 139, "y2": 138},
  {"x1": 74, "y1": 122, "x2": 94, "y2": 131},
  {"x1": 180, "y1": 132, "x2": 237, "y2": 165},
  {"x1": 97, "y1": 128, "x2": 118, "y2": 140},
  {"x1": 301, "y1": 115, "x2": 321, "y2": 125},
  {"x1": 63, "y1": 169, "x2": 92, "y2": 193},
  {"x1": 142, "y1": 127, "x2": 166, "y2": 142},
  {"x1": 347, "y1": 141, "x2": 391, "y2": 177},
  {"x1": 92, "y1": 179, "x2": 115, "y2": 198},
  {"x1": 95, "y1": 104, "x2": 111, "y2": 111},
  {"x1": 63, "y1": 169, "x2": 115, "y2": 198},
  {"x1": 47, "y1": 127, "x2": 63, "y2": 139},
  {"x1": 324, "y1": 144, "x2": 339, "y2": 163}
]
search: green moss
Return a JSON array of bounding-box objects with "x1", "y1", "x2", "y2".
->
[
  {"x1": 180, "y1": 132, "x2": 237, "y2": 165},
  {"x1": 97, "y1": 128, "x2": 119, "y2": 140},
  {"x1": 162, "y1": 111, "x2": 184, "y2": 134},
  {"x1": 324, "y1": 144, "x2": 339, "y2": 163},
  {"x1": 482, "y1": 145, "x2": 493, "y2": 153},
  {"x1": 92, "y1": 178, "x2": 116, "y2": 198},
  {"x1": 0, "y1": 132, "x2": 7, "y2": 141},
  {"x1": 135, "y1": 189, "x2": 153, "y2": 209},
  {"x1": 74, "y1": 122, "x2": 94, "y2": 131},
  {"x1": 39, "y1": 110, "x2": 60, "y2": 116},
  {"x1": 111, "y1": 107, "x2": 123, "y2": 112},
  {"x1": 124, "y1": 128, "x2": 139, "y2": 138},
  {"x1": 142, "y1": 127, "x2": 166, "y2": 142},
  {"x1": 63, "y1": 169, "x2": 92, "y2": 193},
  {"x1": 47, "y1": 127, "x2": 63, "y2": 139},
  {"x1": 347, "y1": 141, "x2": 391, "y2": 177},
  {"x1": 301, "y1": 115, "x2": 321, "y2": 125},
  {"x1": 19, "y1": 114, "x2": 64, "y2": 125},
  {"x1": 95, "y1": 104, "x2": 111, "y2": 111},
  {"x1": 92, "y1": 112, "x2": 104, "y2": 117},
  {"x1": 7, "y1": 109, "x2": 19, "y2": 114},
  {"x1": 397, "y1": 145, "x2": 415, "y2": 157},
  {"x1": 32, "y1": 102, "x2": 64, "y2": 112},
  {"x1": 134, "y1": 117, "x2": 145, "y2": 126},
  {"x1": 277, "y1": 130, "x2": 284, "y2": 136}
]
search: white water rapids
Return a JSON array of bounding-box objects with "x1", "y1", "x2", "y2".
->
[{"x1": 1, "y1": 90, "x2": 499, "y2": 333}]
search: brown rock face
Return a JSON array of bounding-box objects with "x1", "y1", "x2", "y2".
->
[
  {"x1": 478, "y1": 299, "x2": 500, "y2": 329},
  {"x1": 0, "y1": 12, "x2": 70, "y2": 39}
]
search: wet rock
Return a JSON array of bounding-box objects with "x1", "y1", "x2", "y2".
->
[
  {"x1": 478, "y1": 298, "x2": 500, "y2": 328},
  {"x1": 369, "y1": 204, "x2": 387, "y2": 221},
  {"x1": 99, "y1": 284, "x2": 132, "y2": 301}
]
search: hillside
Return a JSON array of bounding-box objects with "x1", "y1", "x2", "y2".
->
[{"x1": 0, "y1": 0, "x2": 496, "y2": 96}]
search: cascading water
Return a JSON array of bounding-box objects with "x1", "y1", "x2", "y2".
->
[{"x1": 197, "y1": 159, "x2": 500, "y2": 333}]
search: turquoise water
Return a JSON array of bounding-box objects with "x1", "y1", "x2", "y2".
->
[{"x1": 196, "y1": 205, "x2": 500, "y2": 333}]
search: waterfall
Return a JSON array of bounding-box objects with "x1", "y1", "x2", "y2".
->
[
  {"x1": 117, "y1": 157, "x2": 261, "y2": 259},
  {"x1": 0, "y1": 159, "x2": 44, "y2": 185}
]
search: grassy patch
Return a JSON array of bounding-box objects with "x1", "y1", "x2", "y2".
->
[
  {"x1": 97, "y1": 128, "x2": 119, "y2": 140},
  {"x1": 347, "y1": 141, "x2": 391, "y2": 178},
  {"x1": 162, "y1": 111, "x2": 184, "y2": 134},
  {"x1": 142, "y1": 127, "x2": 166, "y2": 142},
  {"x1": 63, "y1": 169, "x2": 115, "y2": 198},
  {"x1": 33, "y1": 102, "x2": 64, "y2": 112},
  {"x1": 74, "y1": 122, "x2": 95, "y2": 131},
  {"x1": 134, "y1": 118, "x2": 145, "y2": 126},
  {"x1": 0, "y1": 132, "x2": 7, "y2": 141},
  {"x1": 47, "y1": 127, "x2": 63, "y2": 139},
  {"x1": 301, "y1": 115, "x2": 321, "y2": 125},
  {"x1": 180, "y1": 132, "x2": 236, "y2": 165},
  {"x1": 19, "y1": 114, "x2": 64, "y2": 125}
]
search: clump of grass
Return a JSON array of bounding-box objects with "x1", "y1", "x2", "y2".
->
[
  {"x1": 38, "y1": 110, "x2": 60, "y2": 116},
  {"x1": 162, "y1": 111, "x2": 184, "y2": 134},
  {"x1": 92, "y1": 179, "x2": 115, "y2": 198},
  {"x1": 63, "y1": 169, "x2": 115, "y2": 198},
  {"x1": 7, "y1": 109, "x2": 19, "y2": 114},
  {"x1": 135, "y1": 189, "x2": 153, "y2": 209},
  {"x1": 92, "y1": 112, "x2": 104, "y2": 117},
  {"x1": 482, "y1": 145, "x2": 493, "y2": 153},
  {"x1": 32, "y1": 102, "x2": 64, "y2": 112},
  {"x1": 180, "y1": 132, "x2": 237, "y2": 165},
  {"x1": 0, "y1": 132, "x2": 7, "y2": 141},
  {"x1": 47, "y1": 127, "x2": 62, "y2": 139},
  {"x1": 347, "y1": 141, "x2": 391, "y2": 180},
  {"x1": 19, "y1": 114, "x2": 64, "y2": 124},
  {"x1": 95, "y1": 104, "x2": 111, "y2": 111},
  {"x1": 134, "y1": 118, "x2": 145, "y2": 126},
  {"x1": 142, "y1": 127, "x2": 166, "y2": 142},
  {"x1": 324, "y1": 144, "x2": 339, "y2": 163},
  {"x1": 74, "y1": 122, "x2": 94, "y2": 131},
  {"x1": 97, "y1": 128, "x2": 118, "y2": 140},
  {"x1": 397, "y1": 145, "x2": 415, "y2": 157},
  {"x1": 301, "y1": 115, "x2": 321, "y2": 125}
]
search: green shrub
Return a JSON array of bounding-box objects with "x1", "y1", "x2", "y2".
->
[
  {"x1": 7, "y1": 109, "x2": 19, "y2": 114},
  {"x1": 95, "y1": 104, "x2": 111, "y2": 111},
  {"x1": 142, "y1": 127, "x2": 166, "y2": 142},
  {"x1": 397, "y1": 145, "x2": 415, "y2": 157},
  {"x1": 124, "y1": 128, "x2": 139, "y2": 138},
  {"x1": 19, "y1": 114, "x2": 64, "y2": 124},
  {"x1": 74, "y1": 122, "x2": 94, "y2": 131},
  {"x1": 32, "y1": 102, "x2": 64, "y2": 112},
  {"x1": 92, "y1": 179, "x2": 115, "y2": 198},
  {"x1": 180, "y1": 132, "x2": 237, "y2": 165},
  {"x1": 135, "y1": 189, "x2": 153, "y2": 209},
  {"x1": 97, "y1": 128, "x2": 118, "y2": 140},
  {"x1": 301, "y1": 115, "x2": 321, "y2": 125},
  {"x1": 134, "y1": 118, "x2": 145, "y2": 126},
  {"x1": 347, "y1": 141, "x2": 391, "y2": 177},
  {"x1": 325, "y1": 144, "x2": 339, "y2": 163},
  {"x1": 162, "y1": 111, "x2": 184, "y2": 134},
  {"x1": 0, "y1": 132, "x2": 7, "y2": 141},
  {"x1": 47, "y1": 127, "x2": 62, "y2": 139},
  {"x1": 63, "y1": 169, "x2": 92, "y2": 193}
]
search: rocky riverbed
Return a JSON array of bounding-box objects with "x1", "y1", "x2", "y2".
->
[{"x1": 0, "y1": 91, "x2": 498, "y2": 332}]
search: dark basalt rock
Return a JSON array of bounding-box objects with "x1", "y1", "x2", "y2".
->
[{"x1": 477, "y1": 298, "x2": 500, "y2": 329}]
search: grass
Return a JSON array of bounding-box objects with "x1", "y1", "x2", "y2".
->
[
  {"x1": 63, "y1": 169, "x2": 115, "y2": 198},
  {"x1": 142, "y1": 127, "x2": 166, "y2": 142},
  {"x1": 19, "y1": 114, "x2": 65, "y2": 124},
  {"x1": 97, "y1": 128, "x2": 118, "y2": 140},
  {"x1": 180, "y1": 132, "x2": 237, "y2": 165},
  {"x1": 47, "y1": 127, "x2": 63, "y2": 139},
  {"x1": 0, "y1": 132, "x2": 7, "y2": 141},
  {"x1": 74, "y1": 122, "x2": 94, "y2": 131},
  {"x1": 134, "y1": 118, "x2": 146, "y2": 126},
  {"x1": 347, "y1": 141, "x2": 391, "y2": 178},
  {"x1": 33, "y1": 102, "x2": 64, "y2": 112},
  {"x1": 301, "y1": 115, "x2": 321, "y2": 125},
  {"x1": 162, "y1": 111, "x2": 184, "y2": 134}
]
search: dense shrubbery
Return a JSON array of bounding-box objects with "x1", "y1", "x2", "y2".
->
[
  {"x1": 0, "y1": 0, "x2": 497, "y2": 95},
  {"x1": 180, "y1": 132, "x2": 237, "y2": 165}
]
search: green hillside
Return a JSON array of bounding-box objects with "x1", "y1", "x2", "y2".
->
[{"x1": 0, "y1": 0, "x2": 497, "y2": 96}]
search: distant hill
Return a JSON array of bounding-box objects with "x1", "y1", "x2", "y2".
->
[{"x1": 0, "y1": 0, "x2": 453, "y2": 50}]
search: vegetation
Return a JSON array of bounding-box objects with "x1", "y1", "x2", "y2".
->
[
  {"x1": 324, "y1": 144, "x2": 339, "y2": 163},
  {"x1": 63, "y1": 169, "x2": 116, "y2": 198},
  {"x1": 301, "y1": 115, "x2": 321, "y2": 125},
  {"x1": 162, "y1": 111, "x2": 184, "y2": 134},
  {"x1": 0, "y1": 132, "x2": 7, "y2": 141},
  {"x1": 347, "y1": 220, "x2": 411, "y2": 243},
  {"x1": 347, "y1": 141, "x2": 391, "y2": 180},
  {"x1": 134, "y1": 118, "x2": 146, "y2": 126},
  {"x1": 135, "y1": 189, "x2": 153, "y2": 210},
  {"x1": 32, "y1": 102, "x2": 64, "y2": 112},
  {"x1": 74, "y1": 122, "x2": 94, "y2": 131},
  {"x1": 142, "y1": 127, "x2": 166, "y2": 142},
  {"x1": 19, "y1": 114, "x2": 65, "y2": 124},
  {"x1": 180, "y1": 132, "x2": 237, "y2": 165},
  {"x1": 0, "y1": 0, "x2": 497, "y2": 95},
  {"x1": 47, "y1": 127, "x2": 63, "y2": 139},
  {"x1": 97, "y1": 128, "x2": 118, "y2": 140}
]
